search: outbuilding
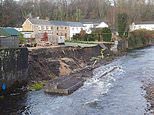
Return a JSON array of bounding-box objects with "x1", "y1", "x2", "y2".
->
[{"x1": 0, "y1": 27, "x2": 19, "y2": 48}]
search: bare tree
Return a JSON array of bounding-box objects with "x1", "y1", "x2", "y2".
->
[{"x1": 0, "y1": 0, "x2": 153, "y2": 26}]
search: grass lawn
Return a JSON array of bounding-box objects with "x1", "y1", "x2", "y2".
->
[
  {"x1": 65, "y1": 40, "x2": 114, "y2": 47},
  {"x1": 65, "y1": 41, "x2": 98, "y2": 47}
]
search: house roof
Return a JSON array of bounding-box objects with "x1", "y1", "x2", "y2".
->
[
  {"x1": 67, "y1": 22, "x2": 83, "y2": 27},
  {"x1": 28, "y1": 18, "x2": 83, "y2": 27},
  {"x1": 135, "y1": 21, "x2": 154, "y2": 25},
  {"x1": 80, "y1": 19, "x2": 103, "y2": 24},
  {"x1": 0, "y1": 27, "x2": 20, "y2": 37},
  {"x1": 96, "y1": 22, "x2": 108, "y2": 28},
  {"x1": 3, "y1": 27, "x2": 20, "y2": 36},
  {"x1": 29, "y1": 18, "x2": 51, "y2": 25},
  {"x1": 0, "y1": 28, "x2": 9, "y2": 37},
  {"x1": 51, "y1": 21, "x2": 83, "y2": 27},
  {"x1": 51, "y1": 21, "x2": 68, "y2": 26}
]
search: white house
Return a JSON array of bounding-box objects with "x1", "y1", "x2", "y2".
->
[
  {"x1": 81, "y1": 20, "x2": 109, "y2": 34},
  {"x1": 96, "y1": 22, "x2": 108, "y2": 28},
  {"x1": 82, "y1": 22, "x2": 94, "y2": 34},
  {"x1": 21, "y1": 31, "x2": 33, "y2": 38},
  {"x1": 14, "y1": 27, "x2": 22, "y2": 32},
  {"x1": 67, "y1": 22, "x2": 84, "y2": 39},
  {"x1": 130, "y1": 21, "x2": 154, "y2": 31}
]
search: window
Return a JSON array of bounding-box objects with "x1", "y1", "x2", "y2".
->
[
  {"x1": 57, "y1": 27, "x2": 59, "y2": 30},
  {"x1": 57, "y1": 33, "x2": 59, "y2": 35},
  {"x1": 65, "y1": 27, "x2": 67, "y2": 29},
  {"x1": 65, "y1": 33, "x2": 67, "y2": 37},
  {"x1": 46, "y1": 26, "x2": 48, "y2": 30},
  {"x1": 41, "y1": 26, "x2": 44, "y2": 30},
  {"x1": 51, "y1": 26, "x2": 53, "y2": 30}
]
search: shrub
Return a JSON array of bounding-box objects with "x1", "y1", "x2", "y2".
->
[
  {"x1": 19, "y1": 33, "x2": 26, "y2": 44},
  {"x1": 91, "y1": 28, "x2": 112, "y2": 42},
  {"x1": 29, "y1": 82, "x2": 43, "y2": 91},
  {"x1": 72, "y1": 34, "x2": 80, "y2": 41},
  {"x1": 102, "y1": 27, "x2": 112, "y2": 42},
  {"x1": 117, "y1": 13, "x2": 129, "y2": 38},
  {"x1": 84, "y1": 34, "x2": 95, "y2": 41},
  {"x1": 128, "y1": 29, "x2": 154, "y2": 49},
  {"x1": 92, "y1": 28, "x2": 103, "y2": 41},
  {"x1": 72, "y1": 28, "x2": 112, "y2": 42}
]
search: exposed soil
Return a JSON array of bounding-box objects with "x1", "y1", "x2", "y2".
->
[
  {"x1": 27, "y1": 44, "x2": 125, "y2": 83},
  {"x1": 27, "y1": 45, "x2": 104, "y2": 82}
]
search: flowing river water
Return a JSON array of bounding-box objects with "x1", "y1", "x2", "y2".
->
[{"x1": 0, "y1": 46, "x2": 154, "y2": 115}]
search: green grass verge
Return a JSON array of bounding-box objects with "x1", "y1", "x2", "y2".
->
[
  {"x1": 28, "y1": 82, "x2": 43, "y2": 91},
  {"x1": 65, "y1": 40, "x2": 97, "y2": 44}
]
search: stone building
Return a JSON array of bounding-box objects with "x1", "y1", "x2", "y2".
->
[{"x1": 22, "y1": 18, "x2": 84, "y2": 44}]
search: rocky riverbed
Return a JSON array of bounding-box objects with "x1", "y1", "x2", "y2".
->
[{"x1": 145, "y1": 84, "x2": 154, "y2": 114}]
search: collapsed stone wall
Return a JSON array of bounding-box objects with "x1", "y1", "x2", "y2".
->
[
  {"x1": 0, "y1": 48, "x2": 28, "y2": 92},
  {"x1": 31, "y1": 45, "x2": 101, "y2": 60},
  {"x1": 28, "y1": 45, "x2": 103, "y2": 81}
]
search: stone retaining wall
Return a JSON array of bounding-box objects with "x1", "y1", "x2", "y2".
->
[{"x1": 0, "y1": 48, "x2": 28, "y2": 92}]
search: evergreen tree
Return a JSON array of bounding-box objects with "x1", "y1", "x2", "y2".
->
[{"x1": 117, "y1": 13, "x2": 128, "y2": 38}]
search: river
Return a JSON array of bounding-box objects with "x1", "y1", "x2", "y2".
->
[{"x1": 0, "y1": 46, "x2": 154, "y2": 115}]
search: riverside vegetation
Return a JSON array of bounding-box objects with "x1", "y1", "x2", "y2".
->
[
  {"x1": 128, "y1": 29, "x2": 154, "y2": 49},
  {"x1": 28, "y1": 82, "x2": 44, "y2": 91}
]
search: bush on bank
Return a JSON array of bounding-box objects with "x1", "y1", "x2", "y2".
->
[
  {"x1": 28, "y1": 82, "x2": 43, "y2": 91},
  {"x1": 72, "y1": 28, "x2": 112, "y2": 42},
  {"x1": 128, "y1": 29, "x2": 154, "y2": 49}
]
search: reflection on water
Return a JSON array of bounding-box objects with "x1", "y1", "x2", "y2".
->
[
  {"x1": 0, "y1": 92, "x2": 27, "y2": 114},
  {"x1": 0, "y1": 46, "x2": 154, "y2": 115}
]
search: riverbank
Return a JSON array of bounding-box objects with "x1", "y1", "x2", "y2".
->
[
  {"x1": 0, "y1": 45, "x2": 154, "y2": 114},
  {"x1": 27, "y1": 43, "x2": 154, "y2": 113},
  {"x1": 27, "y1": 44, "x2": 112, "y2": 81},
  {"x1": 145, "y1": 84, "x2": 154, "y2": 114},
  {"x1": 1, "y1": 46, "x2": 154, "y2": 115},
  {"x1": 27, "y1": 42, "x2": 127, "y2": 91},
  {"x1": 0, "y1": 41, "x2": 126, "y2": 96},
  {"x1": 128, "y1": 29, "x2": 154, "y2": 49}
]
